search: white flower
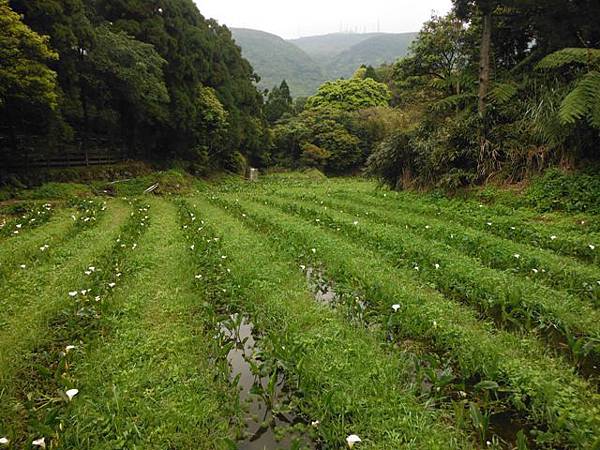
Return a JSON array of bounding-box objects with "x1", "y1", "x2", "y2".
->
[
  {"x1": 95, "y1": 296, "x2": 101, "y2": 302},
  {"x1": 353, "y1": 221, "x2": 359, "y2": 226},
  {"x1": 311, "y1": 420, "x2": 320, "y2": 427},
  {"x1": 65, "y1": 345, "x2": 76, "y2": 352},
  {"x1": 589, "y1": 244, "x2": 596, "y2": 250},
  {"x1": 532, "y1": 269, "x2": 538, "y2": 274},
  {"x1": 0, "y1": 437, "x2": 9, "y2": 445},
  {"x1": 433, "y1": 320, "x2": 438, "y2": 328},
  {"x1": 16, "y1": 224, "x2": 22, "y2": 229},
  {"x1": 221, "y1": 255, "x2": 227, "y2": 259},
  {"x1": 32, "y1": 437, "x2": 45, "y2": 448},
  {"x1": 20, "y1": 264, "x2": 26, "y2": 269},
  {"x1": 89, "y1": 266, "x2": 95, "y2": 272},
  {"x1": 69, "y1": 291, "x2": 78, "y2": 297},
  {"x1": 513, "y1": 254, "x2": 520, "y2": 259},
  {"x1": 392, "y1": 304, "x2": 401, "y2": 312},
  {"x1": 190, "y1": 245, "x2": 195, "y2": 250},
  {"x1": 311, "y1": 248, "x2": 316, "y2": 254},
  {"x1": 425, "y1": 225, "x2": 431, "y2": 229},
  {"x1": 510, "y1": 226, "x2": 516, "y2": 230},
  {"x1": 108, "y1": 282, "x2": 116, "y2": 288},
  {"x1": 434, "y1": 263, "x2": 440, "y2": 270},
  {"x1": 486, "y1": 222, "x2": 492, "y2": 226},
  {"x1": 346, "y1": 435, "x2": 362, "y2": 448},
  {"x1": 85, "y1": 271, "x2": 92, "y2": 275},
  {"x1": 195, "y1": 274, "x2": 202, "y2": 279},
  {"x1": 550, "y1": 235, "x2": 557, "y2": 240},
  {"x1": 66, "y1": 388, "x2": 79, "y2": 400},
  {"x1": 300, "y1": 265, "x2": 306, "y2": 271}
]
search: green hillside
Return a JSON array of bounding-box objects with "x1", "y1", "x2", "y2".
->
[
  {"x1": 231, "y1": 28, "x2": 325, "y2": 98},
  {"x1": 326, "y1": 33, "x2": 418, "y2": 78},
  {"x1": 233, "y1": 30, "x2": 418, "y2": 98},
  {"x1": 289, "y1": 33, "x2": 378, "y2": 62}
]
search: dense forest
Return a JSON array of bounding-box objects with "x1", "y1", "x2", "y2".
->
[
  {"x1": 270, "y1": 0, "x2": 600, "y2": 188},
  {"x1": 0, "y1": 0, "x2": 268, "y2": 173},
  {"x1": 1, "y1": 0, "x2": 599, "y2": 189}
]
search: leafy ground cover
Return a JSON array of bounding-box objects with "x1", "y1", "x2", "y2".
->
[{"x1": 0, "y1": 174, "x2": 598, "y2": 449}]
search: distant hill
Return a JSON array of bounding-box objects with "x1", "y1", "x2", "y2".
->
[
  {"x1": 232, "y1": 29, "x2": 418, "y2": 98},
  {"x1": 231, "y1": 28, "x2": 325, "y2": 98},
  {"x1": 289, "y1": 33, "x2": 379, "y2": 62},
  {"x1": 326, "y1": 33, "x2": 418, "y2": 78}
]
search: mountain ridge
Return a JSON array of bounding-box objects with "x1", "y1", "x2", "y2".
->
[{"x1": 232, "y1": 28, "x2": 418, "y2": 97}]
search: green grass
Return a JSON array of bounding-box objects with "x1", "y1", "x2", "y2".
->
[
  {"x1": 61, "y1": 199, "x2": 236, "y2": 449},
  {"x1": 181, "y1": 198, "x2": 472, "y2": 449},
  {"x1": 1, "y1": 173, "x2": 599, "y2": 449}
]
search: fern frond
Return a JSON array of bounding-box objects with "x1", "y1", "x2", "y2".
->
[
  {"x1": 488, "y1": 82, "x2": 518, "y2": 105},
  {"x1": 536, "y1": 48, "x2": 600, "y2": 70},
  {"x1": 559, "y1": 71, "x2": 600, "y2": 125},
  {"x1": 431, "y1": 93, "x2": 476, "y2": 112}
]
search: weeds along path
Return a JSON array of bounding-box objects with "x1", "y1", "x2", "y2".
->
[
  {"x1": 217, "y1": 195, "x2": 600, "y2": 449},
  {"x1": 330, "y1": 189, "x2": 599, "y2": 265},
  {"x1": 0, "y1": 200, "x2": 132, "y2": 445},
  {"x1": 0, "y1": 201, "x2": 107, "y2": 284},
  {"x1": 0, "y1": 202, "x2": 55, "y2": 240},
  {"x1": 263, "y1": 194, "x2": 600, "y2": 364},
  {"x1": 60, "y1": 198, "x2": 236, "y2": 449},
  {"x1": 185, "y1": 197, "x2": 473, "y2": 449},
  {"x1": 0, "y1": 200, "x2": 114, "y2": 321},
  {"x1": 276, "y1": 191, "x2": 600, "y2": 304},
  {"x1": 0, "y1": 208, "x2": 75, "y2": 275}
]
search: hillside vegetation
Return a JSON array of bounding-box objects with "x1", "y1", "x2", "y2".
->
[
  {"x1": 235, "y1": 31, "x2": 417, "y2": 96},
  {"x1": 294, "y1": 32, "x2": 418, "y2": 79},
  {"x1": 231, "y1": 28, "x2": 326, "y2": 97}
]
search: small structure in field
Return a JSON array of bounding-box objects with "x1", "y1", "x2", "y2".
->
[{"x1": 248, "y1": 168, "x2": 259, "y2": 182}]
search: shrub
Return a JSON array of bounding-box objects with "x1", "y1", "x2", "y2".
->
[
  {"x1": 527, "y1": 168, "x2": 600, "y2": 213},
  {"x1": 300, "y1": 143, "x2": 330, "y2": 171}
]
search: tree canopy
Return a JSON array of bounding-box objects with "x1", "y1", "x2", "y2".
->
[{"x1": 305, "y1": 78, "x2": 391, "y2": 111}]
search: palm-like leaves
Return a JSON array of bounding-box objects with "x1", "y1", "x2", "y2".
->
[{"x1": 537, "y1": 48, "x2": 600, "y2": 128}]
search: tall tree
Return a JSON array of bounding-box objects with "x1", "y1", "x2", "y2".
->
[
  {"x1": 265, "y1": 80, "x2": 293, "y2": 124},
  {"x1": 0, "y1": 0, "x2": 59, "y2": 159},
  {"x1": 0, "y1": 0, "x2": 58, "y2": 109}
]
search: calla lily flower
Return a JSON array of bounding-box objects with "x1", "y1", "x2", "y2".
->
[
  {"x1": 550, "y1": 235, "x2": 557, "y2": 240},
  {"x1": 65, "y1": 345, "x2": 76, "y2": 352},
  {"x1": 392, "y1": 304, "x2": 401, "y2": 312},
  {"x1": 32, "y1": 437, "x2": 45, "y2": 448},
  {"x1": 0, "y1": 437, "x2": 9, "y2": 445},
  {"x1": 311, "y1": 420, "x2": 320, "y2": 427},
  {"x1": 590, "y1": 244, "x2": 596, "y2": 250},
  {"x1": 66, "y1": 389, "x2": 79, "y2": 400},
  {"x1": 346, "y1": 434, "x2": 361, "y2": 448},
  {"x1": 69, "y1": 291, "x2": 78, "y2": 297},
  {"x1": 108, "y1": 282, "x2": 116, "y2": 288}
]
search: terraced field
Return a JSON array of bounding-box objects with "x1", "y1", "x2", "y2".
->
[{"x1": 0, "y1": 175, "x2": 598, "y2": 449}]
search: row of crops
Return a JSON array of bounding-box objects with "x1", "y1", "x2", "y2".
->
[{"x1": 0, "y1": 175, "x2": 598, "y2": 449}]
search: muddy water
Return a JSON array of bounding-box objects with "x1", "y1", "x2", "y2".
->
[
  {"x1": 305, "y1": 267, "x2": 337, "y2": 304},
  {"x1": 221, "y1": 315, "x2": 315, "y2": 450}
]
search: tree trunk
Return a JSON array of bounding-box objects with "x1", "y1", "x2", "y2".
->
[{"x1": 478, "y1": 10, "x2": 493, "y2": 118}]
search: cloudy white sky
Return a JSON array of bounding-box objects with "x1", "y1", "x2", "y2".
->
[{"x1": 194, "y1": 0, "x2": 453, "y2": 39}]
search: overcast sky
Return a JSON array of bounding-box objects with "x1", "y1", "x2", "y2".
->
[{"x1": 194, "y1": 0, "x2": 453, "y2": 39}]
